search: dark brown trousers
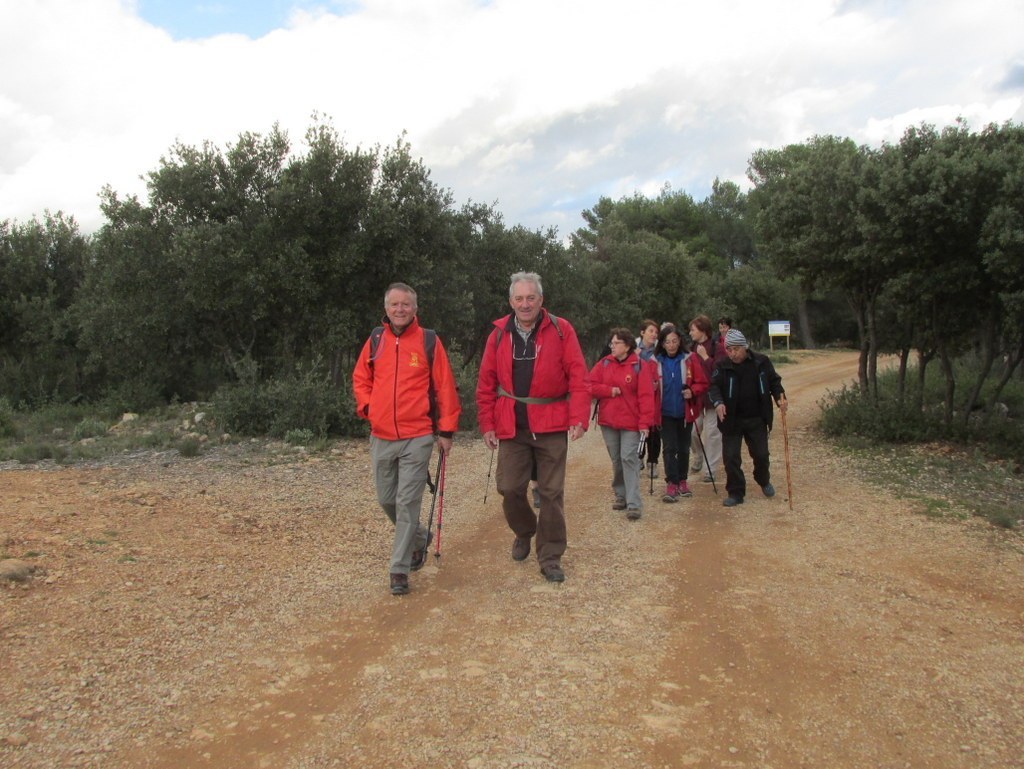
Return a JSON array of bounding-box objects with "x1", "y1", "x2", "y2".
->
[{"x1": 496, "y1": 429, "x2": 568, "y2": 568}]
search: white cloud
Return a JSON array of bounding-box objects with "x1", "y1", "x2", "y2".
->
[
  {"x1": 1, "y1": 0, "x2": 1022, "y2": 234},
  {"x1": 556, "y1": 144, "x2": 617, "y2": 173}
]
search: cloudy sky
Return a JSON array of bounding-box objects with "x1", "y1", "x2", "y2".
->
[{"x1": 2, "y1": 0, "x2": 1022, "y2": 236}]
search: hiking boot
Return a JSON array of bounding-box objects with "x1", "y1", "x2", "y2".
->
[
  {"x1": 612, "y1": 497, "x2": 627, "y2": 511},
  {"x1": 410, "y1": 530, "x2": 433, "y2": 572},
  {"x1": 722, "y1": 496, "x2": 744, "y2": 507},
  {"x1": 702, "y1": 474, "x2": 715, "y2": 483},
  {"x1": 389, "y1": 573, "x2": 409, "y2": 595},
  {"x1": 662, "y1": 483, "x2": 678, "y2": 503},
  {"x1": 677, "y1": 481, "x2": 693, "y2": 498},
  {"x1": 761, "y1": 483, "x2": 776, "y2": 498},
  {"x1": 540, "y1": 563, "x2": 565, "y2": 583},
  {"x1": 511, "y1": 537, "x2": 531, "y2": 562},
  {"x1": 689, "y1": 461, "x2": 702, "y2": 473},
  {"x1": 531, "y1": 485, "x2": 541, "y2": 509},
  {"x1": 626, "y1": 508, "x2": 642, "y2": 520},
  {"x1": 647, "y1": 462, "x2": 659, "y2": 479}
]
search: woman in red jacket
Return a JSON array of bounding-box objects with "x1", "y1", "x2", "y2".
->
[{"x1": 589, "y1": 328, "x2": 657, "y2": 520}]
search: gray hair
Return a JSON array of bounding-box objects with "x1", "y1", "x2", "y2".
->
[
  {"x1": 383, "y1": 282, "x2": 418, "y2": 307},
  {"x1": 508, "y1": 271, "x2": 543, "y2": 298}
]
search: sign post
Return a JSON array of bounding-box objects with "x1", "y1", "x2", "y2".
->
[{"x1": 768, "y1": 321, "x2": 791, "y2": 351}]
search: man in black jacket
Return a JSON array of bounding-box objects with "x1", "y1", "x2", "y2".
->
[{"x1": 707, "y1": 329, "x2": 788, "y2": 507}]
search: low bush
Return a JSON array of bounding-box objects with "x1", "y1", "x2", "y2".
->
[
  {"x1": 820, "y1": 359, "x2": 1024, "y2": 464},
  {"x1": 819, "y1": 384, "x2": 940, "y2": 444},
  {"x1": 11, "y1": 441, "x2": 69, "y2": 464},
  {"x1": 176, "y1": 435, "x2": 202, "y2": 457},
  {"x1": 211, "y1": 362, "x2": 364, "y2": 439},
  {"x1": 72, "y1": 417, "x2": 109, "y2": 441},
  {"x1": 285, "y1": 428, "x2": 315, "y2": 446}
]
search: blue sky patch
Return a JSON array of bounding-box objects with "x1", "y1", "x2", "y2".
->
[{"x1": 135, "y1": 0, "x2": 318, "y2": 40}]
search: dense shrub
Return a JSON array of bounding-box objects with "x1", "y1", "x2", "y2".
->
[
  {"x1": 818, "y1": 384, "x2": 939, "y2": 443},
  {"x1": 447, "y1": 347, "x2": 479, "y2": 434},
  {"x1": 0, "y1": 397, "x2": 16, "y2": 438},
  {"x1": 211, "y1": 363, "x2": 365, "y2": 439},
  {"x1": 12, "y1": 441, "x2": 68, "y2": 464},
  {"x1": 819, "y1": 364, "x2": 1024, "y2": 464}
]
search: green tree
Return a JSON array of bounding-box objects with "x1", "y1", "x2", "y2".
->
[
  {"x1": 79, "y1": 120, "x2": 498, "y2": 412},
  {"x1": 976, "y1": 123, "x2": 1024, "y2": 414},
  {"x1": 0, "y1": 212, "x2": 89, "y2": 404},
  {"x1": 749, "y1": 136, "x2": 890, "y2": 394},
  {"x1": 700, "y1": 178, "x2": 756, "y2": 268},
  {"x1": 879, "y1": 122, "x2": 1012, "y2": 426}
]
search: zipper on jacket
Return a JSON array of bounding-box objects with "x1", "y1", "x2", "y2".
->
[{"x1": 392, "y1": 336, "x2": 402, "y2": 438}]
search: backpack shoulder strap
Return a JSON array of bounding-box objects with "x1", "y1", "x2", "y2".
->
[
  {"x1": 422, "y1": 328, "x2": 436, "y2": 367},
  {"x1": 370, "y1": 326, "x2": 435, "y2": 366},
  {"x1": 421, "y1": 328, "x2": 438, "y2": 434},
  {"x1": 547, "y1": 312, "x2": 564, "y2": 339},
  {"x1": 368, "y1": 326, "x2": 385, "y2": 365}
]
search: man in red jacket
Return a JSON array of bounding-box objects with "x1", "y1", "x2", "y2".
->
[
  {"x1": 352, "y1": 282, "x2": 461, "y2": 596},
  {"x1": 476, "y1": 272, "x2": 590, "y2": 583}
]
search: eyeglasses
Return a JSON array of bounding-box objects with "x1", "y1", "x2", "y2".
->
[{"x1": 512, "y1": 344, "x2": 538, "y2": 361}]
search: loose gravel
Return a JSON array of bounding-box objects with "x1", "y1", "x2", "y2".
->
[{"x1": 2, "y1": 351, "x2": 1022, "y2": 769}]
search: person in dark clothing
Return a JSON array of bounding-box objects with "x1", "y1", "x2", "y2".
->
[{"x1": 707, "y1": 329, "x2": 788, "y2": 508}]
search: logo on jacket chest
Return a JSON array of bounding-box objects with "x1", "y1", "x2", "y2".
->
[
  {"x1": 624, "y1": 374, "x2": 632, "y2": 383},
  {"x1": 409, "y1": 353, "x2": 422, "y2": 368}
]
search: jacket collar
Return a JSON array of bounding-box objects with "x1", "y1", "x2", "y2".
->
[
  {"x1": 499, "y1": 308, "x2": 550, "y2": 334},
  {"x1": 383, "y1": 315, "x2": 421, "y2": 337}
]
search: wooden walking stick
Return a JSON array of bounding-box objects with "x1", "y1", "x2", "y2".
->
[{"x1": 780, "y1": 407, "x2": 794, "y2": 511}]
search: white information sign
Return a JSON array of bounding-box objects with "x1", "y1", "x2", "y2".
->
[{"x1": 768, "y1": 321, "x2": 791, "y2": 350}]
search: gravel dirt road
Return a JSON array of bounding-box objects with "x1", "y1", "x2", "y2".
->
[{"x1": 2, "y1": 350, "x2": 1022, "y2": 768}]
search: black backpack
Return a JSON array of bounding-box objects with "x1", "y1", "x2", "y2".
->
[{"x1": 369, "y1": 326, "x2": 436, "y2": 367}]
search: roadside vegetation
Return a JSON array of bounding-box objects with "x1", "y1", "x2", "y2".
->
[
  {"x1": 0, "y1": 396, "x2": 225, "y2": 465},
  {"x1": 3, "y1": 118, "x2": 1023, "y2": 532},
  {"x1": 818, "y1": 358, "x2": 1024, "y2": 529}
]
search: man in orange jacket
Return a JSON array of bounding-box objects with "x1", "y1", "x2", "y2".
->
[{"x1": 352, "y1": 282, "x2": 461, "y2": 596}]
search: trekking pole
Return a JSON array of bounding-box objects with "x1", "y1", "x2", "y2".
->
[
  {"x1": 483, "y1": 446, "x2": 495, "y2": 503},
  {"x1": 780, "y1": 408, "x2": 794, "y2": 512},
  {"x1": 692, "y1": 424, "x2": 718, "y2": 495},
  {"x1": 434, "y1": 450, "x2": 448, "y2": 559},
  {"x1": 649, "y1": 454, "x2": 654, "y2": 495},
  {"x1": 425, "y1": 448, "x2": 444, "y2": 549}
]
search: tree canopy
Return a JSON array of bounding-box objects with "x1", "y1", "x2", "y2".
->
[{"x1": 2, "y1": 117, "x2": 1021, "y2": 435}]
